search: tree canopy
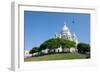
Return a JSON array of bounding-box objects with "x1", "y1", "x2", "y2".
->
[
  {"x1": 29, "y1": 47, "x2": 40, "y2": 54},
  {"x1": 30, "y1": 38, "x2": 76, "y2": 54},
  {"x1": 59, "y1": 38, "x2": 76, "y2": 49},
  {"x1": 77, "y1": 43, "x2": 90, "y2": 54}
]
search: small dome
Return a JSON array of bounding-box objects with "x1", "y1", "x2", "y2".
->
[{"x1": 61, "y1": 22, "x2": 69, "y2": 32}]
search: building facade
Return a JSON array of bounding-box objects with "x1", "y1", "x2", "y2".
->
[
  {"x1": 54, "y1": 22, "x2": 79, "y2": 53},
  {"x1": 55, "y1": 22, "x2": 79, "y2": 45}
]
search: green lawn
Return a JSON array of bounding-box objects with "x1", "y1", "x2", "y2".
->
[{"x1": 24, "y1": 53, "x2": 88, "y2": 62}]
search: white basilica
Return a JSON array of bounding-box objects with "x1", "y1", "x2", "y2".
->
[
  {"x1": 52, "y1": 21, "x2": 79, "y2": 53},
  {"x1": 55, "y1": 22, "x2": 79, "y2": 46},
  {"x1": 41, "y1": 22, "x2": 79, "y2": 54}
]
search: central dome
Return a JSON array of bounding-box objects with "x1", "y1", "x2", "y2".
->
[
  {"x1": 62, "y1": 24, "x2": 68, "y2": 31},
  {"x1": 61, "y1": 22, "x2": 69, "y2": 32}
]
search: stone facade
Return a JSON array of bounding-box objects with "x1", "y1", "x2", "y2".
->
[
  {"x1": 55, "y1": 22, "x2": 79, "y2": 45},
  {"x1": 54, "y1": 22, "x2": 79, "y2": 53}
]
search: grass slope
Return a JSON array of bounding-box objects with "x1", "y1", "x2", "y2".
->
[{"x1": 24, "y1": 53, "x2": 87, "y2": 61}]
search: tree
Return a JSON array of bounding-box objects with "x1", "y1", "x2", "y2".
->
[
  {"x1": 40, "y1": 42, "x2": 47, "y2": 50},
  {"x1": 77, "y1": 43, "x2": 90, "y2": 54},
  {"x1": 41, "y1": 38, "x2": 60, "y2": 53},
  {"x1": 29, "y1": 47, "x2": 40, "y2": 54},
  {"x1": 59, "y1": 38, "x2": 76, "y2": 52}
]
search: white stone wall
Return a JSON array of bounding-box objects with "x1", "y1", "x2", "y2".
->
[
  {"x1": 70, "y1": 48, "x2": 77, "y2": 53},
  {"x1": 55, "y1": 47, "x2": 62, "y2": 52},
  {"x1": 42, "y1": 48, "x2": 49, "y2": 54},
  {"x1": 63, "y1": 48, "x2": 70, "y2": 52}
]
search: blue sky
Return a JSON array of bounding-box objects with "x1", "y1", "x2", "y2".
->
[{"x1": 24, "y1": 11, "x2": 90, "y2": 50}]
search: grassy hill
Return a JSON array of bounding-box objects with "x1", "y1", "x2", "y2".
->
[{"x1": 24, "y1": 53, "x2": 88, "y2": 61}]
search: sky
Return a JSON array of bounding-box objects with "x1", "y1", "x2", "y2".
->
[{"x1": 24, "y1": 11, "x2": 90, "y2": 50}]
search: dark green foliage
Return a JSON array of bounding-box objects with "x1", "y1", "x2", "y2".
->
[
  {"x1": 40, "y1": 42, "x2": 47, "y2": 50},
  {"x1": 77, "y1": 43, "x2": 90, "y2": 54},
  {"x1": 59, "y1": 38, "x2": 76, "y2": 49},
  {"x1": 39, "y1": 38, "x2": 60, "y2": 53},
  {"x1": 29, "y1": 47, "x2": 40, "y2": 54},
  {"x1": 39, "y1": 38, "x2": 76, "y2": 51}
]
